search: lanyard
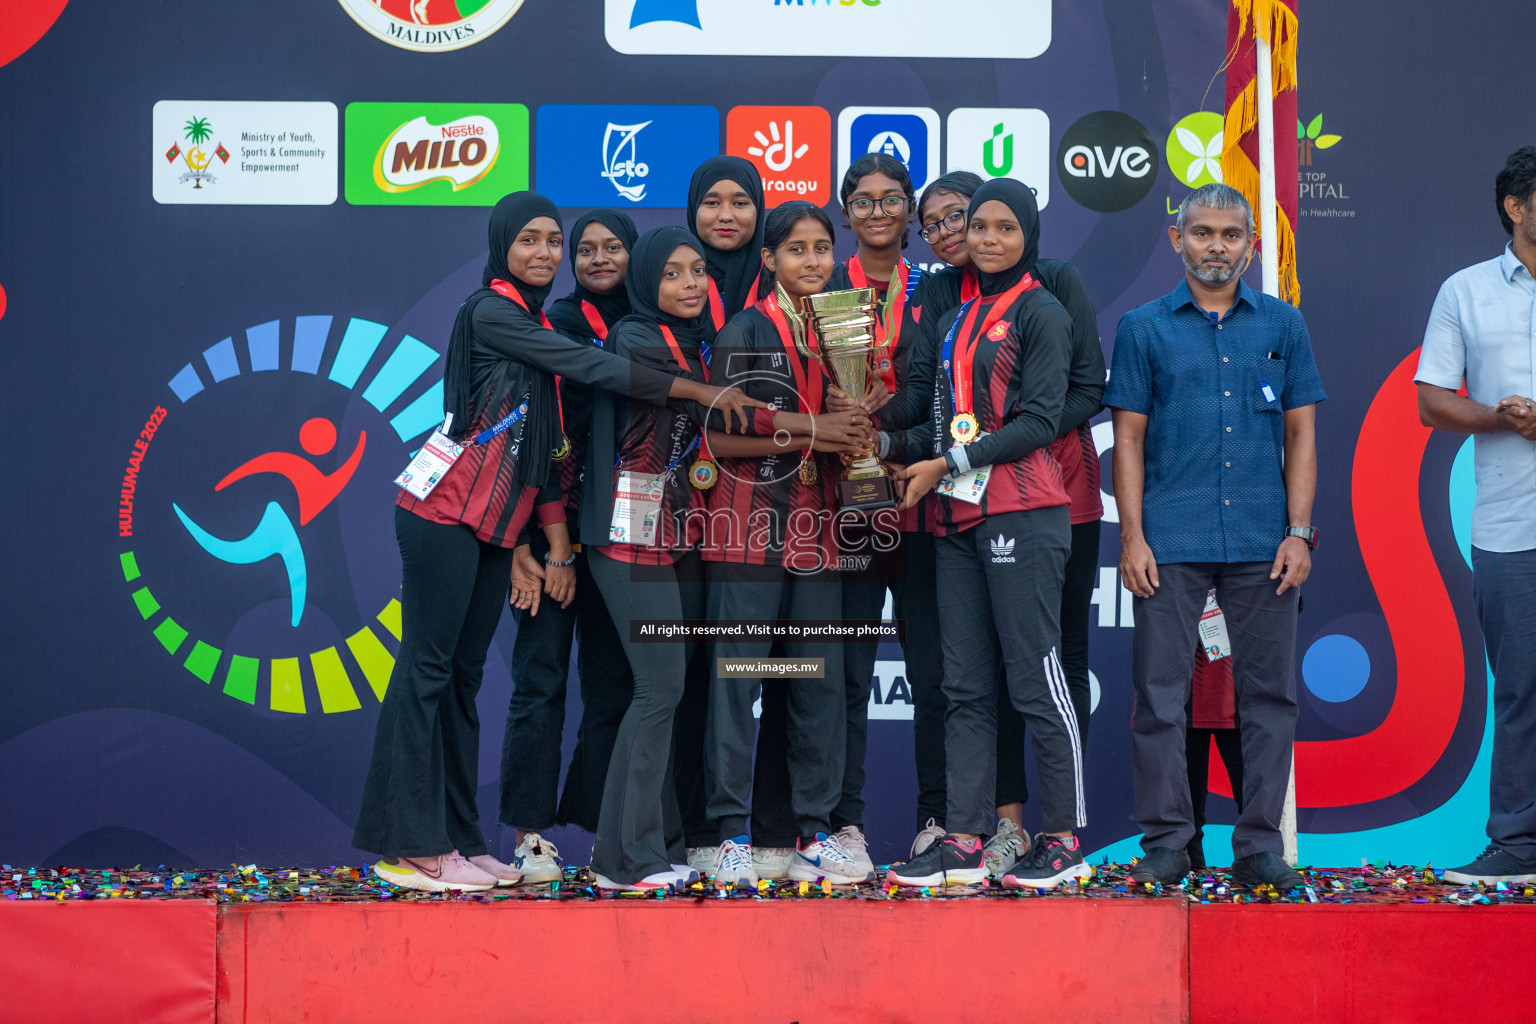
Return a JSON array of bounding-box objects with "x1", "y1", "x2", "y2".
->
[
  {"x1": 473, "y1": 398, "x2": 530, "y2": 447},
  {"x1": 761, "y1": 294, "x2": 822, "y2": 417},
  {"x1": 846, "y1": 255, "x2": 918, "y2": 393},
  {"x1": 940, "y1": 273, "x2": 1039, "y2": 421},
  {"x1": 579, "y1": 300, "x2": 609, "y2": 343},
  {"x1": 706, "y1": 269, "x2": 763, "y2": 331},
  {"x1": 490, "y1": 279, "x2": 567, "y2": 445},
  {"x1": 660, "y1": 323, "x2": 713, "y2": 464},
  {"x1": 615, "y1": 422, "x2": 702, "y2": 473}
]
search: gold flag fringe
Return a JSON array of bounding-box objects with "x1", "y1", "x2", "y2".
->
[{"x1": 1222, "y1": 144, "x2": 1301, "y2": 305}]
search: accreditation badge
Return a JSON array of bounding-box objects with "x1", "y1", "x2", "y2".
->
[
  {"x1": 935, "y1": 430, "x2": 990, "y2": 505},
  {"x1": 394, "y1": 416, "x2": 462, "y2": 500},
  {"x1": 689, "y1": 459, "x2": 717, "y2": 490},
  {"x1": 610, "y1": 471, "x2": 664, "y2": 547},
  {"x1": 950, "y1": 413, "x2": 979, "y2": 443}
]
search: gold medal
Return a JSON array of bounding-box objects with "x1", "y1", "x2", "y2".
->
[
  {"x1": 950, "y1": 413, "x2": 979, "y2": 443},
  {"x1": 799, "y1": 457, "x2": 818, "y2": 486},
  {"x1": 550, "y1": 433, "x2": 571, "y2": 461},
  {"x1": 690, "y1": 459, "x2": 717, "y2": 490}
]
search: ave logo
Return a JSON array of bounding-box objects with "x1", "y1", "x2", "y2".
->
[
  {"x1": 1056, "y1": 111, "x2": 1160, "y2": 213},
  {"x1": 727, "y1": 106, "x2": 831, "y2": 206}
]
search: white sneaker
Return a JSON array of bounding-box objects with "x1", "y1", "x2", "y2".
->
[
  {"x1": 373, "y1": 852, "x2": 496, "y2": 892},
  {"x1": 982, "y1": 818, "x2": 1031, "y2": 877},
  {"x1": 911, "y1": 818, "x2": 947, "y2": 859},
  {"x1": 713, "y1": 838, "x2": 758, "y2": 887},
  {"x1": 687, "y1": 846, "x2": 718, "y2": 878},
  {"x1": 467, "y1": 852, "x2": 523, "y2": 887},
  {"x1": 832, "y1": 825, "x2": 876, "y2": 878},
  {"x1": 751, "y1": 846, "x2": 794, "y2": 880},
  {"x1": 789, "y1": 832, "x2": 875, "y2": 885},
  {"x1": 593, "y1": 870, "x2": 685, "y2": 892},
  {"x1": 670, "y1": 863, "x2": 700, "y2": 885},
  {"x1": 511, "y1": 833, "x2": 564, "y2": 884}
]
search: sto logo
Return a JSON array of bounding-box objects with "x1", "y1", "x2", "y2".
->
[
  {"x1": 173, "y1": 418, "x2": 366, "y2": 628},
  {"x1": 629, "y1": 0, "x2": 700, "y2": 28}
]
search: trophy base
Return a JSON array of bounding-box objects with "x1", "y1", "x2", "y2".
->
[{"x1": 838, "y1": 475, "x2": 898, "y2": 512}]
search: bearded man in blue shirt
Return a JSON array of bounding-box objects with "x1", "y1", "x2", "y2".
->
[{"x1": 1106, "y1": 183, "x2": 1326, "y2": 891}]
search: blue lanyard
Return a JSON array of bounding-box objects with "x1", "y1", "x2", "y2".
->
[
  {"x1": 939, "y1": 298, "x2": 978, "y2": 414},
  {"x1": 472, "y1": 398, "x2": 529, "y2": 447},
  {"x1": 616, "y1": 432, "x2": 701, "y2": 472},
  {"x1": 903, "y1": 259, "x2": 923, "y2": 299}
]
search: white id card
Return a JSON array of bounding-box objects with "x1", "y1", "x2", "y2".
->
[
  {"x1": 609, "y1": 471, "x2": 664, "y2": 547},
  {"x1": 395, "y1": 416, "x2": 461, "y2": 500},
  {"x1": 1199, "y1": 588, "x2": 1231, "y2": 661},
  {"x1": 936, "y1": 433, "x2": 990, "y2": 504}
]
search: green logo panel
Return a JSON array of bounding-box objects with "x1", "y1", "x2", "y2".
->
[{"x1": 345, "y1": 102, "x2": 528, "y2": 206}]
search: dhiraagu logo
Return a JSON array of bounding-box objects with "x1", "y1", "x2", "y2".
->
[
  {"x1": 117, "y1": 314, "x2": 449, "y2": 714},
  {"x1": 1166, "y1": 111, "x2": 1225, "y2": 188},
  {"x1": 345, "y1": 102, "x2": 528, "y2": 206},
  {"x1": 946, "y1": 108, "x2": 1051, "y2": 208}
]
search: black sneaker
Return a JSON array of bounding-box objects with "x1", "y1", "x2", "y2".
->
[
  {"x1": 1002, "y1": 833, "x2": 1090, "y2": 889},
  {"x1": 886, "y1": 834, "x2": 987, "y2": 886},
  {"x1": 1231, "y1": 850, "x2": 1304, "y2": 891},
  {"x1": 1442, "y1": 844, "x2": 1536, "y2": 885},
  {"x1": 1129, "y1": 845, "x2": 1192, "y2": 886}
]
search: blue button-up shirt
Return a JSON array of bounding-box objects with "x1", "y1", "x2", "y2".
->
[
  {"x1": 1415, "y1": 245, "x2": 1536, "y2": 554},
  {"x1": 1105, "y1": 279, "x2": 1327, "y2": 563}
]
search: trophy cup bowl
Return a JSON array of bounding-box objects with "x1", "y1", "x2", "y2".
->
[{"x1": 800, "y1": 288, "x2": 898, "y2": 512}]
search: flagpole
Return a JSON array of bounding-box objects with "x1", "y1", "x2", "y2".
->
[{"x1": 1255, "y1": 30, "x2": 1301, "y2": 868}]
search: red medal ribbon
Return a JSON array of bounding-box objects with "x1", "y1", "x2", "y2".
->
[
  {"x1": 660, "y1": 324, "x2": 712, "y2": 462},
  {"x1": 491, "y1": 278, "x2": 566, "y2": 441},
  {"x1": 706, "y1": 270, "x2": 763, "y2": 331},
  {"x1": 950, "y1": 273, "x2": 1040, "y2": 421},
  {"x1": 579, "y1": 299, "x2": 610, "y2": 342},
  {"x1": 760, "y1": 295, "x2": 822, "y2": 471},
  {"x1": 961, "y1": 266, "x2": 980, "y2": 304},
  {"x1": 845, "y1": 255, "x2": 905, "y2": 394}
]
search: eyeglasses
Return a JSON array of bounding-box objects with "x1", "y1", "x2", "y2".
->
[
  {"x1": 919, "y1": 209, "x2": 968, "y2": 243},
  {"x1": 847, "y1": 196, "x2": 909, "y2": 219}
]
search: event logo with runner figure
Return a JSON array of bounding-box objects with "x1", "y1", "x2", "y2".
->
[{"x1": 116, "y1": 314, "x2": 445, "y2": 715}]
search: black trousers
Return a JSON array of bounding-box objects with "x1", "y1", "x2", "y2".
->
[
  {"x1": 995, "y1": 518, "x2": 1101, "y2": 808},
  {"x1": 1188, "y1": 727, "x2": 1245, "y2": 839},
  {"x1": 587, "y1": 550, "x2": 701, "y2": 882},
  {"x1": 705, "y1": 560, "x2": 844, "y2": 843},
  {"x1": 937, "y1": 507, "x2": 1081, "y2": 835},
  {"x1": 353, "y1": 508, "x2": 513, "y2": 859}
]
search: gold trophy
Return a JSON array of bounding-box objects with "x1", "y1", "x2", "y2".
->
[{"x1": 799, "y1": 287, "x2": 898, "y2": 511}]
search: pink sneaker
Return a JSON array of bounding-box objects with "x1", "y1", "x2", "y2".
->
[
  {"x1": 467, "y1": 852, "x2": 523, "y2": 887},
  {"x1": 373, "y1": 852, "x2": 496, "y2": 892}
]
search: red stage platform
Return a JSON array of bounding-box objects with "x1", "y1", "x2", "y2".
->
[{"x1": 5, "y1": 893, "x2": 1534, "y2": 1023}]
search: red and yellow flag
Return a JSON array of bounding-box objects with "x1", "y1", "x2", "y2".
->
[{"x1": 1222, "y1": 0, "x2": 1299, "y2": 306}]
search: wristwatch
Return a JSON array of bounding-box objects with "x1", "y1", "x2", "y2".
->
[{"x1": 1284, "y1": 526, "x2": 1318, "y2": 550}]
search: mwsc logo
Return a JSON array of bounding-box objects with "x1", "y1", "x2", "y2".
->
[
  {"x1": 338, "y1": 0, "x2": 528, "y2": 52},
  {"x1": 117, "y1": 315, "x2": 448, "y2": 714}
]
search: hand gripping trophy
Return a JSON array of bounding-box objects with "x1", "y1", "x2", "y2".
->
[{"x1": 799, "y1": 287, "x2": 898, "y2": 511}]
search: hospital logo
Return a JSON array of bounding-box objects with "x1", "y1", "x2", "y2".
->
[
  {"x1": 344, "y1": 102, "x2": 528, "y2": 206},
  {"x1": 337, "y1": 0, "x2": 528, "y2": 52},
  {"x1": 946, "y1": 108, "x2": 1051, "y2": 208},
  {"x1": 837, "y1": 106, "x2": 940, "y2": 193},
  {"x1": 118, "y1": 313, "x2": 450, "y2": 715},
  {"x1": 535, "y1": 104, "x2": 719, "y2": 208},
  {"x1": 727, "y1": 106, "x2": 831, "y2": 206}
]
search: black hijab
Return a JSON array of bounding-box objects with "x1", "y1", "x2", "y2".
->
[
  {"x1": 686, "y1": 156, "x2": 767, "y2": 312},
  {"x1": 444, "y1": 191, "x2": 563, "y2": 484},
  {"x1": 613, "y1": 226, "x2": 710, "y2": 347},
  {"x1": 568, "y1": 208, "x2": 639, "y2": 326},
  {"x1": 967, "y1": 178, "x2": 1041, "y2": 296}
]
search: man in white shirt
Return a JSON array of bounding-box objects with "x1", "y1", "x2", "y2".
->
[{"x1": 1416, "y1": 145, "x2": 1536, "y2": 885}]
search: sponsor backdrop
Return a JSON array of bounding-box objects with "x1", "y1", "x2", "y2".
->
[{"x1": 0, "y1": 0, "x2": 1527, "y2": 869}]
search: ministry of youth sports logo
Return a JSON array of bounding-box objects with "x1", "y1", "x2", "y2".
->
[
  {"x1": 116, "y1": 314, "x2": 445, "y2": 715},
  {"x1": 338, "y1": 0, "x2": 528, "y2": 52}
]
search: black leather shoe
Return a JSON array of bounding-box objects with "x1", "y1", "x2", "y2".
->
[
  {"x1": 1129, "y1": 846, "x2": 1192, "y2": 885},
  {"x1": 1231, "y1": 850, "x2": 1305, "y2": 891}
]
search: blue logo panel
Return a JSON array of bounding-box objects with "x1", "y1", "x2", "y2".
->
[
  {"x1": 847, "y1": 112, "x2": 929, "y2": 189},
  {"x1": 536, "y1": 104, "x2": 720, "y2": 208},
  {"x1": 628, "y1": 0, "x2": 701, "y2": 28}
]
